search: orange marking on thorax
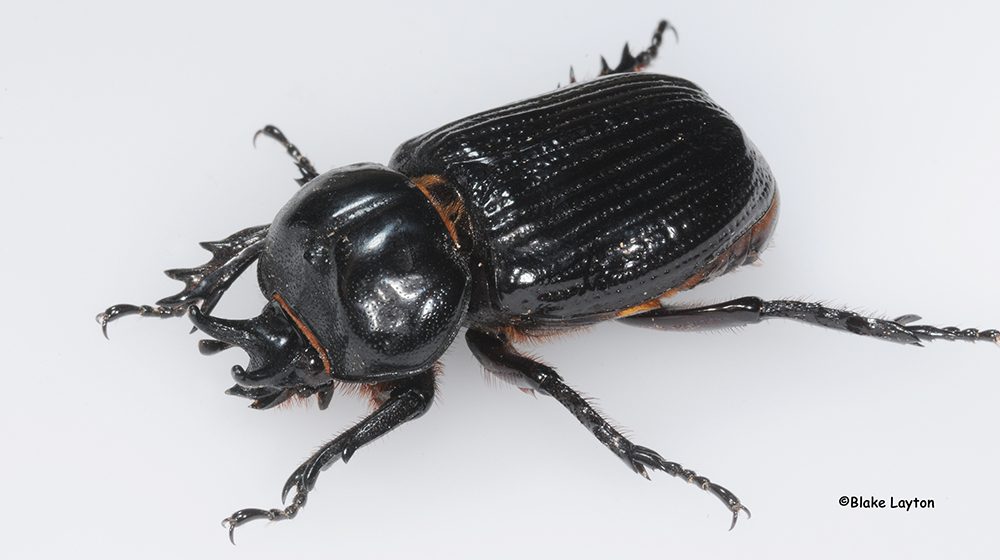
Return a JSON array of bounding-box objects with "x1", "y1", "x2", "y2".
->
[
  {"x1": 411, "y1": 174, "x2": 472, "y2": 251},
  {"x1": 272, "y1": 292, "x2": 332, "y2": 376}
]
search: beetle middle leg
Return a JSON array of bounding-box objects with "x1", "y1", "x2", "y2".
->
[
  {"x1": 222, "y1": 367, "x2": 436, "y2": 544},
  {"x1": 618, "y1": 296, "x2": 1000, "y2": 345},
  {"x1": 465, "y1": 328, "x2": 750, "y2": 530},
  {"x1": 253, "y1": 125, "x2": 319, "y2": 186}
]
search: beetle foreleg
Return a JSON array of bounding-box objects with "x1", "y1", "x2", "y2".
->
[
  {"x1": 221, "y1": 368, "x2": 437, "y2": 544},
  {"x1": 96, "y1": 303, "x2": 186, "y2": 338},
  {"x1": 97, "y1": 224, "x2": 269, "y2": 336},
  {"x1": 619, "y1": 296, "x2": 1000, "y2": 345},
  {"x1": 465, "y1": 328, "x2": 750, "y2": 530}
]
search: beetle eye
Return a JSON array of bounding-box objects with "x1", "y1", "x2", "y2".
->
[{"x1": 292, "y1": 350, "x2": 328, "y2": 385}]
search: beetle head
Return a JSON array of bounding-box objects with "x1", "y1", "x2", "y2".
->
[
  {"x1": 189, "y1": 164, "x2": 470, "y2": 408},
  {"x1": 189, "y1": 300, "x2": 331, "y2": 409}
]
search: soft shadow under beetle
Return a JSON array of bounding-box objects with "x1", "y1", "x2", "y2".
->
[{"x1": 98, "y1": 21, "x2": 999, "y2": 542}]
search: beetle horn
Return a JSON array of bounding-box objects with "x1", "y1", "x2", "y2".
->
[{"x1": 188, "y1": 301, "x2": 307, "y2": 387}]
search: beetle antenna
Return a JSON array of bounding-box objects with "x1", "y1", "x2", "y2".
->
[{"x1": 253, "y1": 125, "x2": 320, "y2": 186}]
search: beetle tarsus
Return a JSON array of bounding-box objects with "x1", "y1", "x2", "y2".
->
[
  {"x1": 904, "y1": 325, "x2": 1000, "y2": 344},
  {"x1": 620, "y1": 296, "x2": 1000, "y2": 345},
  {"x1": 253, "y1": 125, "x2": 319, "y2": 186},
  {"x1": 96, "y1": 303, "x2": 186, "y2": 338},
  {"x1": 635, "y1": 19, "x2": 676, "y2": 70},
  {"x1": 629, "y1": 444, "x2": 750, "y2": 530},
  {"x1": 465, "y1": 328, "x2": 749, "y2": 529},
  {"x1": 758, "y1": 299, "x2": 1000, "y2": 344},
  {"x1": 598, "y1": 19, "x2": 676, "y2": 76},
  {"x1": 222, "y1": 505, "x2": 300, "y2": 545}
]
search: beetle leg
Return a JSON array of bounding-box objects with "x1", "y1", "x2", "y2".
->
[
  {"x1": 465, "y1": 328, "x2": 750, "y2": 530},
  {"x1": 96, "y1": 303, "x2": 186, "y2": 338},
  {"x1": 618, "y1": 296, "x2": 1000, "y2": 345},
  {"x1": 97, "y1": 224, "x2": 269, "y2": 336},
  {"x1": 253, "y1": 125, "x2": 319, "y2": 186},
  {"x1": 598, "y1": 20, "x2": 677, "y2": 76},
  {"x1": 221, "y1": 367, "x2": 436, "y2": 544}
]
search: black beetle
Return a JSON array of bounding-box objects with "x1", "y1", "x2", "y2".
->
[{"x1": 98, "y1": 21, "x2": 998, "y2": 542}]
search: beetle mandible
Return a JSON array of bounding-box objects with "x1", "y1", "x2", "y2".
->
[{"x1": 98, "y1": 20, "x2": 999, "y2": 542}]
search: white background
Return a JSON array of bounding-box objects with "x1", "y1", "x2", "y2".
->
[{"x1": 2, "y1": 1, "x2": 998, "y2": 558}]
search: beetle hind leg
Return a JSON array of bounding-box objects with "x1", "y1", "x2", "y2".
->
[
  {"x1": 465, "y1": 328, "x2": 750, "y2": 529},
  {"x1": 598, "y1": 19, "x2": 677, "y2": 76},
  {"x1": 618, "y1": 296, "x2": 1000, "y2": 345},
  {"x1": 222, "y1": 368, "x2": 437, "y2": 543}
]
